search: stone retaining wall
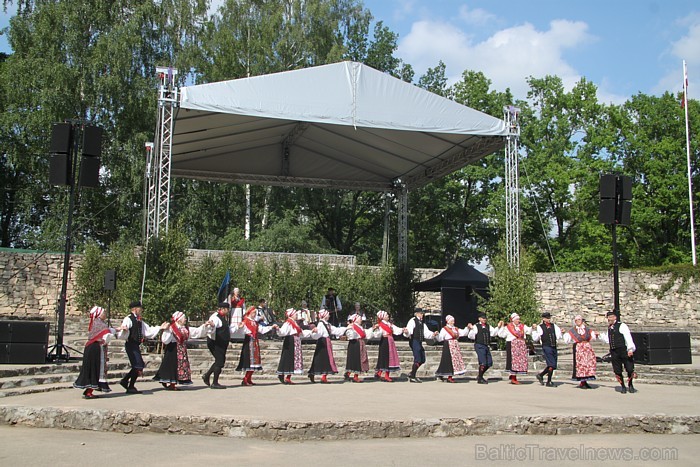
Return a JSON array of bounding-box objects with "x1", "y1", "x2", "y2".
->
[
  {"x1": 0, "y1": 406, "x2": 697, "y2": 439},
  {"x1": 1, "y1": 250, "x2": 699, "y2": 329}
]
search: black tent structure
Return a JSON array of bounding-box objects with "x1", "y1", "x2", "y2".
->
[{"x1": 414, "y1": 259, "x2": 490, "y2": 328}]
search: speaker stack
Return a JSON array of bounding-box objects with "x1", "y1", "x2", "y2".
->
[
  {"x1": 0, "y1": 320, "x2": 50, "y2": 364},
  {"x1": 632, "y1": 332, "x2": 692, "y2": 365}
]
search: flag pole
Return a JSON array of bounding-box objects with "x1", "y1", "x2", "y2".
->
[{"x1": 683, "y1": 60, "x2": 697, "y2": 266}]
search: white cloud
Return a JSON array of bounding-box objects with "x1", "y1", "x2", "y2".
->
[
  {"x1": 458, "y1": 6, "x2": 496, "y2": 26},
  {"x1": 397, "y1": 17, "x2": 594, "y2": 100},
  {"x1": 654, "y1": 13, "x2": 700, "y2": 95}
]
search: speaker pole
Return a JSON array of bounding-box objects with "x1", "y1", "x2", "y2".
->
[{"x1": 612, "y1": 222, "x2": 620, "y2": 319}]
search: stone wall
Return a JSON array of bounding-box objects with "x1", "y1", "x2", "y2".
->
[{"x1": 1, "y1": 250, "x2": 699, "y2": 329}]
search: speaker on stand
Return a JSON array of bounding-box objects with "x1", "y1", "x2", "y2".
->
[{"x1": 104, "y1": 270, "x2": 117, "y2": 327}]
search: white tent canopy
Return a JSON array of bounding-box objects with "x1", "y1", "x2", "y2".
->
[{"x1": 171, "y1": 61, "x2": 508, "y2": 191}]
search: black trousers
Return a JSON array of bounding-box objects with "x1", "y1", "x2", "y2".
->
[
  {"x1": 207, "y1": 338, "x2": 228, "y2": 369},
  {"x1": 610, "y1": 347, "x2": 634, "y2": 375}
]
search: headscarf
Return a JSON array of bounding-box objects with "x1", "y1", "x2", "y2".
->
[
  {"x1": 285, "y1": 308, "x2": 297, "y2": 319},
  {"x1": 318, "y1": 309, "x2": 330, "y2": 321},
  {"x1": 510, "y1": 312, "x2": 520, "y2": 321},
  {"x1": 445, "y1": 315, "x2": 455, "y2": 325},
  {"x1": 170, "y1": 311, "x2": 189, "y2": 344},
  {"x1": 85, "y1": 305, "x2": 109, "y2": 347},
  {"x1": 573, "y1": 314, "x2": 583, "y2": 324},
  {"x1": 284, "y1": 308, "x2": 302, "y2": 334},
  {"x1": 171, "y1": 311, "x2": 185, "y2": 323},
  {"x1": 376, "y1": 310, "x2": 388, "y2": 321},
  {"x1": 88, "y1": 306, "x2": 104, "y2": 331}
]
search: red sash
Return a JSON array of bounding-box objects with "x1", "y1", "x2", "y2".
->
[
  {"x1": 378, "y1": 321, "x2": 393, "y2": 336},
  {"x1": 244, "y1": 317, "x2": 258, "y2": 339},
  {"x1": 507, "y1": 322, "x2": 525, "y2": 339},
  {"x1": 443, "y1": 326, "x2": 459, "y2": 340},
  {"x1": 352, "y1": 323, "x2": 366, "y2": 339},
  {"x1": 171, "y1": 323, "x2": 189, "y2": 344},
  {"x1": 286, "y1": 318, "x2": 302, "y2": 334},
  {"x1": 85, "y1": 329, "x2": 111, "y2": 347}
]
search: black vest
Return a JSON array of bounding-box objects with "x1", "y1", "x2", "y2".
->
[
  {"x1": 411, "y1": 317, "x2": 424, "y2": 341},
  {"x1": 127, "y1": 314, "x2": 143, "y2": 343},
  {"x1": 607, "y1": 322, "x2": 626, "y2": 350},
  {"x1": 539, "y1": 323, "x2": 557, "y2": 348},
  {"x1": 324, "y1": 294, "x2": 337, "y2": 312},
  {"x1": 475, "y1": 324, "x2": 491, "y2": 345},
  {"x1": 214, "y1": 314, "x2": 231, "y2": 344}
]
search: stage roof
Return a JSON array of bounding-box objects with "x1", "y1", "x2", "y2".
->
[{"x1": 171, "y1": 61, "x2": 508, "y2": 191}]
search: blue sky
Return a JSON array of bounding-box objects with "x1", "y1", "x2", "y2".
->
[{"x1": 1, "y1": 1, "x2": 699, "y2": 103}]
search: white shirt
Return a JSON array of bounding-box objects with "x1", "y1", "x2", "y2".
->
[
  {"x1": 205, "y1": 312, "x2": 237, "y2": 340},
  {"x1": 117, "y1": 314, "x2": 161, "y2": 340},
  {"x1": 320, "y1": 295, "x2": 342, "y2": 312},
  {"x1": 531, "y1": 323, "x2": 563, "y2": 343},
  {"x1": 436, "y1": 326, "x2": 469, "y2": 342},
  {"x1": 404, "y1": 317, "x2": 434, "y2": 340},
  {"x1": 466, "y1": 324, "x2": 500, "y2": 340},
  {"x1": 310, "y1": 320, "x2": 346, "y2": 339},
  {"x1": 371, "y1": 321, "x2": 404, "y2": 338},
  {"x1": 276, "y1": 321, "x2": 313, "y2": 338},
  {"x1": 497, "y1": 323, "x2": 532, "y2": 341},
  {"x1": 161, "y1": 323, "x2": 208, "y2": 344},
  {"x1": 598, "y1": 322, "x2": 636, "y2": 352},
  {"x1": 562, "y1": 325, "x2": 599, "y2": 345}
]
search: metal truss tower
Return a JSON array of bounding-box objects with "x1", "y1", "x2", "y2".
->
[
  {"x1": 145, "y1": 67, "x2": 179, "y2": 242},
  {"x1": 503, "y1": 106, "x2": 521, "y2": 268}
]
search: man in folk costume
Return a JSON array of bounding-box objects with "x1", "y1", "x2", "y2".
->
[
  {"x1": 228, "y1": 287, "x2": 246, "y2": 329},
  {"x1": 236, "y1": 306, "x2": 277, "y2": 386},
  {"x1": 497, "y1": 312, "x2": 532, "y2": 384},
  {"x1": 118, "y1": 301, "x2": 166, "y2": 394},
  {"x1": 203, "y1": 302, "x2": 235, "y2": 389},
  {"x1": 308, "y1": 309, "x2": 347, "y2": 383},
  {"x1": 404, "y1": 308, "x2": 438, "y2": 383},
  {"x1": 599, "y1": 311, "x2": 637, "y2": 394},
  {"x1": 320, "y1": 287, "x2": 342, "y2": 327},
  {"x1": 372, "y1": 310, "x2": 405, "y2": 382},
  {"x1": 562, "y1": 314, "x2": 599, "y2": 389},
  {"x1": 531, "y1": 312, "x2": 563, "y2": 387},
  {"x1": 276, "y1": 308, "x2": 313, "y2": 384},
  {"x1": 435, "y1": 315, "x2": 470, "y2": 383},
  {"x1": 153, "y1": 311, "x2": 208, "y2": 390},
  {"x1": 467, "y1": 312, "x2": 503, "y2": 384},
  {"x1": 74, "y1": 306, "x2": 119, "y2": 399},
  {"x1": 344, "y1": 313, "x2": 375, "y2": 382}
]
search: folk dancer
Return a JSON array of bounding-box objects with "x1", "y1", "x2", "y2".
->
[
  {"x1": 118, "y1": 301, "x2": 167, "y2": 394},
  {"x1": 228, "y1": 287, "x2": 246, "y2": 329},
  {"x1": 467, "y1": 313, "x2": 503, "y2": 384},
  {"x1": 435, "y1": 315, "x2": 470, "y2": 382},
  {"x1": 153, "y1": 311, "x2": 208, "y2": 390},
  {"x1": 297, "y1": 301, "x2": 313, "y2": 329},
  {"x1": 74, "y1": 306, "x2": 119, "y2": 399},
  {"x1": 320, "y1": 287, "x2": 342, "y2": 327},
  {"x1": 405, "y1": 308, "x2": 438, "y2": 383},
  {"x1": 562, "y1": 315, "x2": 599, "y2": 389},
  {"x1": 599, "y1": 311, "x2": 637, "y2": 394},
  {"x1": 308, "y1": 309, "x2": 347, "y2": 383},
  {"x1": 343, "y1": 313, "x2": 374, "y2": 382},
  {"x1": 372, "y1": 310, "x2": 405, "y2": 382},
  {"x1": 203, "y1": 302, "x2": 236, "y2": 389},
  {"x1": 351, "y1": 302, "x2": 369, "y2": 328},
  {"x1": 276, "y1": 308, "x2": 313, "y2": 384},
  {"x1": 531, "y1": 312, "x2": 563, "y2": 387},
  {"x1": 236, "y1": 306, "x2": 278, "y2": 386},
  {"x1": 497, "y1": 312, "x2": 532, "y2": 384}
]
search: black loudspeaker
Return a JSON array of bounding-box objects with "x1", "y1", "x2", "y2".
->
[
  {"x1": 669, "y1": 333, "x2": 691, "y2": 348},
  {"x1": 49, "y1": 153, "x2": 71, "y2": 186},
  {"x1": 618, "y1": 200, "x2": 632, "y2": 226},
  {"x1": 0, "y1": 321, "x2": 50, "y2": 344},
  {"x1": 670, "y1": 347, "x2": 692, "y2": 364},
  {"x1": 619, "y1": 176, "x2": 632, "y2": 200},
  {"x1": 632, "y1": 332, "x2": 692, "y2": 365},
  {"x1": 82, "y1": 126, "x2": 103, "y2": 157},
  {"x1": 599, "y1": 174, "x2": 617, "y2": 199},
  {"x1": 635, "y1": 348, "x2": 673, "y2": 365},
  {"x1": 50, "y1": 123, "x2": 72, "y2": 154},
  {"x1": 79, "y1": 156, "x2": 100, "y2": 188},
  {"x1": 0, "y1": 343, "x2": 48, "y2": 364},
  {"x1": 598, "y1": 199, "x2": 616, "y2": 224},
  {"x1": 104, "y1": 270, "x2": 117, "y2": 291}
]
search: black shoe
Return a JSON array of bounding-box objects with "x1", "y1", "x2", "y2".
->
[
  {"x1": 343, "y1": 372, "x2": 350, "y2": 381},
  {"x1": 308, "y1": 374, "x2": 316, "y2": 383},
  {"x1": 126, "y1": 387, "x2": 141, "y2": 394},
  {"x1": 202, "y1": 373, "x2": 211, "y2": 387},
  {"x1": 414, "y1": 376, "x2": 423, "y2": 383},
  {"x1": 278, "y1": 375, "x2": 285, "y2": 384},
  {"x1": 210, "y1": 383, "x2": 226, "y2": 389},
  {"x1": 545, "y1": 381, "x2": 554, "y2": 387},
  {"x1": 583, "y1": 381, "x2": 592, "y2": 389},
  {"x1": 477, "y1": 377, "x2": 487, "y2": 384},
  {"x1": 120, "y1": 379, "x2": 129, "y2": 391},
  {"x1": 620, "y1": 385, "x2": 627, "y2": 394},
  {"x1": 409, "y1": 376, "x2": 418, "y2": 383},
  {"x1": 536, "y1": 374, "x2": 544, "y2": 385},
  {"x1": 628, "y1": 382, "x2": 636, "y2": 394}
]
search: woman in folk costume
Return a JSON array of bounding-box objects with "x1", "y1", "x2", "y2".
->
[
  {"x1": 308, "y1": 309, "x2": 347, "y2": 383},
  {"x1": 153, "y1": 311, "x2": 208, "y2": 390},
  {"x1": 372, "y1": 310, "x2": 406, "y2": 382},
  {"x1": 435, "y1": 315, "x2": 470, "y2": 383},
  {"x1": 497, "y1": 312, "x2": 532, "y2": 384},
  {"x1": 562, "y1": 315, "x2": 599, "y2": 389},
  {"x1": 276, "y1": 308, "x2": 313, "y2": 384},
  {"x1": 343, "y1": 313, "x2": 375, "y2": 382},
  {"x1": 74, "y1": 306, "x2": 119, "y2": 399},
  {"x1": 236, "y1": 306, "x2": 277, "y2": 386}
]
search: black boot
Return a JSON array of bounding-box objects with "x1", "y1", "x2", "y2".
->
[
  {"x1": 536, "y1": 368, "x2": 546, "y2": 385},
  {"x1": 202, "y1": 367, "x2": 213, "y2": 387},
  {"x1": 210, "y1": 368, "x2": 225, "y2": 389},
  {"x1": 616, "y1": 374, "x2": 627, "y2": 394},
  {"x1": 546, "y1": 368, "x2": 554, "y2": 387},
  {"x1": 628, "y1": 374, "x2": 636, "y2": 393},
  {"x1": 477, "y1": 365, "x2": 488, "y2": 384}
]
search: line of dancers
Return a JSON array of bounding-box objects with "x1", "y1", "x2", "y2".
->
[{"x1": 74, "y1": 302, "x2": 638, "y2": 398}]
